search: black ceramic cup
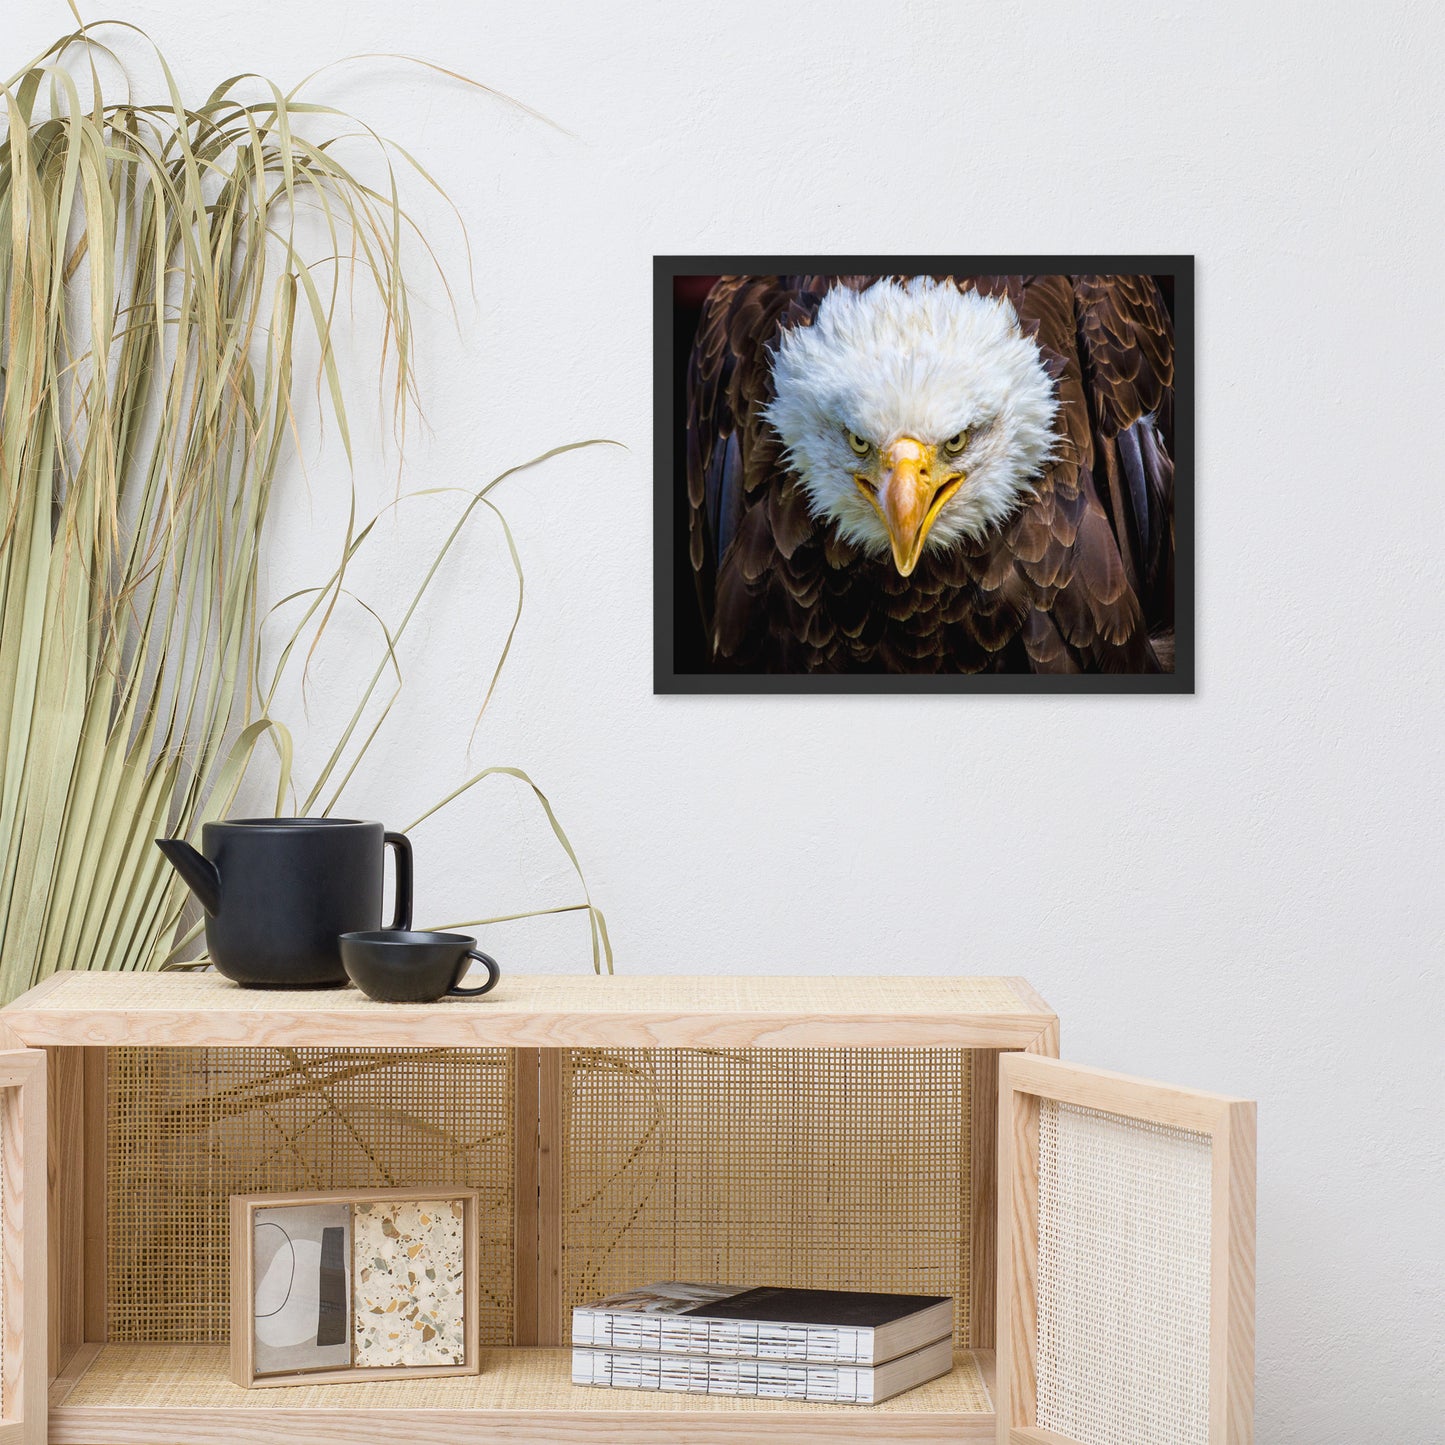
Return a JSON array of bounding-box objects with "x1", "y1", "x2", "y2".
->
[{"x1": 338, "y1": 930, "x2": 501, "y2": 1003}]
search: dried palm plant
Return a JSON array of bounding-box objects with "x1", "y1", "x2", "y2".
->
[{"x1": 0, "y1": 17, "x2": 610, "y2": 1003}]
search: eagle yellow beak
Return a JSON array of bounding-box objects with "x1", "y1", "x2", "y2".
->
[{"x1": 872, "y1": 437, "x2": 963, "y2": 577}]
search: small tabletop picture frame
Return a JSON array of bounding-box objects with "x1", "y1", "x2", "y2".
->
[{"x1": 230, "y1": 1186, "x2": 481, "y2": 1387}]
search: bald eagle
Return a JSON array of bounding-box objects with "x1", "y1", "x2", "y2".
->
[{"x1": 684, "y1": 273, "x2": 1176, "y2": 674}]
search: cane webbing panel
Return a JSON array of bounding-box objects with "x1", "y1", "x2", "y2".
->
[
  {"x1": 58, "y1": 1344, "x2": 993, "y2": 1414},
  {"x1": 1036, "y1": 1100, "x2": 1212, "y2": 1445},
  {"x1": 106, "y1": 1048, "x2": 513, "y2": 1344},
  {"x1": 561, "y1": 1048, "x2": 973, "y2": 1345}
]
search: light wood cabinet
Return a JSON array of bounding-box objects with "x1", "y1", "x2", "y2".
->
[{"x1": 0, "y1": 970, "x2": 1251, "y2": 1444}]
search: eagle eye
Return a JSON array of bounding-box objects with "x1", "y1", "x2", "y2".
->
[
  {"x1": 943, "y1": 431, "x2": 969, "y2": 456},
  {"x1": 846, "y1": 430, "x2": 870, "y2": 456}
]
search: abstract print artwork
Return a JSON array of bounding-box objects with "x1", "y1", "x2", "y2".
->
[
  {"x1": 656, "y1": 257, "x2": 1192, "y2": 693},
  {"x1": 252, "y1": 1201, "x2": 353, "y2": 1376},
  {"x1": 234, "y1": 1188, "x2": 478, "y2": 1385},
  {"x1": 353, "y1": 1197, "x2": 469, "y2": 1367}
]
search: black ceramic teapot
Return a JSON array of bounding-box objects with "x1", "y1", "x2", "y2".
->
[{"x1": 156, "y1": 818, "x2": 412, "y2": 988}]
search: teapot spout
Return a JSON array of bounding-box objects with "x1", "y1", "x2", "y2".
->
[{"x1": 155, "y1": 838, "x2": 221, "y2": 915}]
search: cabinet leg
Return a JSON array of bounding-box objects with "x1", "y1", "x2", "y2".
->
[
  {"x1": 969, "y1": 1049, "x2": 998, "y2": 1352},
  {"x1": 47, "y1": 1047, "x2": 83, "y2": 1376},
  {"x1": 513, "y1": 1048, "x2": 540, "y2": 1345},
  {"x1": 46, "y1": 1046, "x2": 107, "y2": 1379},
  {"x1": 512, "y1": 1047, "x2": 565, "y2": 1347},
  {"x1": 537, "y1": 1048, "x2": 564, "y2": 1345},
  {"x1": 83, "y1": 1047, "x2": 106, "y2": 1342}
]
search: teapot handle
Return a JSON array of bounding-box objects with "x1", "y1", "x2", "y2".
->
[{"x1": 384, "y1": 831, "x2": 413, "y2": 931}]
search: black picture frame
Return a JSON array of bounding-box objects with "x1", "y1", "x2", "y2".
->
[{"x1": 653, "y1": 255, "x2": 1194, "y2": 695}]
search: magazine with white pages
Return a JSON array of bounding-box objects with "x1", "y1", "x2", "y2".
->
[
  {"x1": 571, "y1": 1335, "x2": 954, "y2": 1404},
  {"x1": 571, "y1": 1282, "x2": 954, "y2": 1366}
]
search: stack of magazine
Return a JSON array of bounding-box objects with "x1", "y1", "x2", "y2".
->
[{"x1": 571, "y1": 1282, "x2": 954, "y2": 1405}]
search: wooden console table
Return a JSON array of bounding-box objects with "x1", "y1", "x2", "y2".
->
[{"x1": 2, "y1": 971, "x2": 1060, "y2": 1444}]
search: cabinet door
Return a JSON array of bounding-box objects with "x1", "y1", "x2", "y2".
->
[
  {"x1": 0, "y1": 1050, "x2": 44, "y2": 1445},
  {"x1": 997, "y1": 1054, "x2": 1254, "y2": 1445}
]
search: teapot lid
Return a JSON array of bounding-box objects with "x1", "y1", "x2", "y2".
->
[{"x1": 210, "y1": 817, "x2": 380, "y2": 829}]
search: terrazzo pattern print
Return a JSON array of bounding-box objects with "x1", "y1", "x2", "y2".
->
[{"x1": 352, "y1": 1198, "x2": 468, "y2": 1367}]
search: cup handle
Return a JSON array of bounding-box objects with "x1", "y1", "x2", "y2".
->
[
  {"x1": 384, "y1": 831, "x2": 413, "y2": 931},
  {"x1": 449, "y1": 950, "x2": 500, "y2": 997}
]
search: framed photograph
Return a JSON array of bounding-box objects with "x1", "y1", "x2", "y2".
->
[
  {"x1": 655, "y1": 256, "x2": 1193, "y2": 693},
  {"x1": 230, "y1": 1187, "x2": 480, "y2": 1387}
]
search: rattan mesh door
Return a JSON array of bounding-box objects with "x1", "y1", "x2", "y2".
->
[
  {"x1": 0, "y1": 1050, "x2": 45, "y2": 1445},
  {"x1": 997, "y1": 1055, "x2": 1255, "y2": 1445}
]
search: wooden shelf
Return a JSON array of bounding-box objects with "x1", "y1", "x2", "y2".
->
[
  {"x1": 50, "y1": 1345, "x2": 997, "y2": 1443},
  {"x1": 4, "y1": 971, "x2": 1056, "y2": 1049}
]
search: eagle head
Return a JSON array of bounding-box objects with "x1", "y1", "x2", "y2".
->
[{"x1": 762, "y1": 277, "x2": 1059, "y2": 576}]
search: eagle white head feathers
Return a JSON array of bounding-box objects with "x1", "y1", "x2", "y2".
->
[{"x1": 763, "y1": 277, "x2": 1059, "y2": 576}]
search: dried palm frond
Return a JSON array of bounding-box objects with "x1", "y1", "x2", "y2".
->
[{"x1": 0, "y1": 19, "x2": 610, "y2": 1001}]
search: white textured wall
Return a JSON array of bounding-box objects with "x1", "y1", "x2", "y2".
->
[{"x1": 12, "y1": 1, "x2": 1444, "y2": 1437}]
